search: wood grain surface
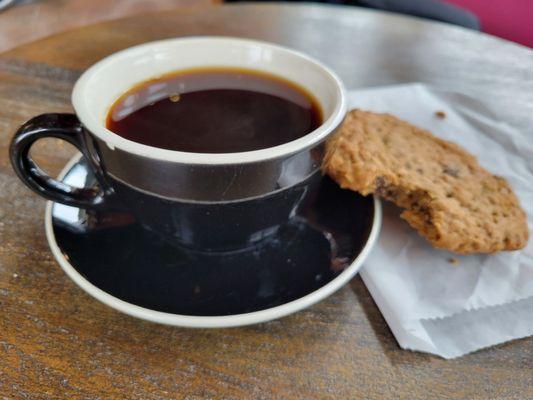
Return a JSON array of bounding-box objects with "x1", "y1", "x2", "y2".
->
[
  {"x1": 0, "y1": 3, "x2": 532, "y2": 399},
  {"x1": 0, "y1": 0, "x2": 220, "y2": 52}
]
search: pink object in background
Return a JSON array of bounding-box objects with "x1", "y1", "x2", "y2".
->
[{"x1": 445, "y1": 0, "x2": 533, "y2": 47}]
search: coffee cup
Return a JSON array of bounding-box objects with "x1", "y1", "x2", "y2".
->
[{"x1": 10, "y1": 37, "x2": 346, "y2": 251}]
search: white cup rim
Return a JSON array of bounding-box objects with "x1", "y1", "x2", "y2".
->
[{"x1": 72, "y1": 36, "x2": 347, "y2": 165}]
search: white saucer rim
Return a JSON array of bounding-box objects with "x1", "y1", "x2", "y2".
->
[{"x1": 45, "y1": 153, "x2": 382, "y2": 328}]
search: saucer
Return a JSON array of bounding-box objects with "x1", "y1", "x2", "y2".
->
[{"x1": 45, "y1": 155, "x2": 381, "y2": 327}]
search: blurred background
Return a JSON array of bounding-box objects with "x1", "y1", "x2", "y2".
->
[{"x1": 0, "y1": 0, "x2": 531, "y2": 52}]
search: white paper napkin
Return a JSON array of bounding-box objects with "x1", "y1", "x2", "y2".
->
[{"x1": 348, "y1": 84, "x2": 533, "y2": 359}]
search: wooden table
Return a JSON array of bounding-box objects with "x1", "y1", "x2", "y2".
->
[
  {"x1": 0, "y1": 3, "x2": 531, "y2": 399},
  {"x1": 0, "y1": 0, "x2": 219, "y2": 52}
]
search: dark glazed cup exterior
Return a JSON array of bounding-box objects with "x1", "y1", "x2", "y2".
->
[
  {"x1": 107, "y1": 159, "x2": 324, "y2": 251},
  {"x1": 10, "y1": 114, "x2": 336, "y2": 251},
  {"x1": 9, "y1": 38, "x2": 346, "y2": 251}
]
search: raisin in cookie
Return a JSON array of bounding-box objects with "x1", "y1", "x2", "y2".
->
[{"x1": 324, "y1": 110, "x2": 529, "y2": 254}]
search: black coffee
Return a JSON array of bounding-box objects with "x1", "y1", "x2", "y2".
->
[{"x1": 106, "y1": 68, "x2": 323, "y2": 153}]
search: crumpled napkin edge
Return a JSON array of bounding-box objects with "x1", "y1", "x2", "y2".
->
[{"x1": 362, "y1": 264, "x2": 533, "y2": 359}]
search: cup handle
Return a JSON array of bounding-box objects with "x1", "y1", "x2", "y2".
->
[{"x1": 9, "y1": 113, "x2": 114, "y2": 210}]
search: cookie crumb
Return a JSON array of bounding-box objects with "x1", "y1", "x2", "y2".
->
[
  {"x1": 448, "y1": 257, "x2": 460, "y2": 266},
  {"x1": 435, "y1": 110, "x2": 446, "y2": 119}
]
